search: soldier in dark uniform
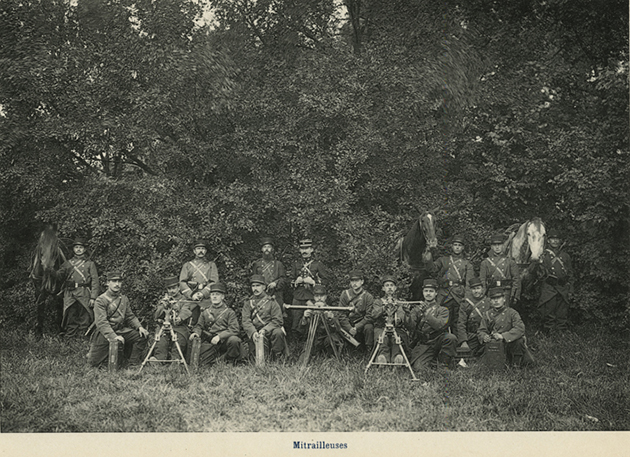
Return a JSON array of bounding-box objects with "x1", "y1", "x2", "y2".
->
[
  {"x1": 538, "y1": 229, "x2": 574, "y2": 333},
  {"x1": 407, "y1": 279, "x2": 457, "y2": 371},
  {"x1": 190, "y1": 282, "x2": 241, "y2": 366},
  {"x1": 429, "y1": 234, "x2": 475, "y2": 333},
  {"x1": 250, "y1": 237, "x2": 287, "y2": 324},
  {"x1": 456, "y1": 277, "x2": 491, "y2": 357},
  {"x1": 337, "y1": 270, "x2": 375, "y2": 352},
  {"x1": 478, "y1": 287, "x2": 530, "y2": 367},
  {"x1": 87, "y1": 271, "x2": 149, "y2": 368},
  {"x1": 241, "y1": 275, "x2": 286, "y2": 361},
  {"x1": 479, "y1": 234, "x2": 521, "y2": 306},
  {"x1": 57, "y1": 238, "x2": 99, "y2": 338},
  {"x1": 289, "y1": 238, "x2": 331, "y2": 341},
  {"x1": 148, "y1": 275, "x2": 195, "y2": 364},
  {"x1": 370, "y1": 275, "x2": 411, "y2": 364}
]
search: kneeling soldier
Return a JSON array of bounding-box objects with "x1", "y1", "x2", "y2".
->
[
  {"x1": 370, "y1": 275, "x2": 410, "y2": 364},
  {"x1": 149, "y1": 275, "x2": 194, "y2": 364},
  {"x1": 298, "y1": 285, "x2": 344, "y2": 363},
  {"x1": 190, "y1": 282, "x2": 241, "y2": 366},
  {"x1": 478, "y1": 287, "x2": 529, "y2": 367},
  {"x1": 242, "y1": 274, "x2": 286, "y2": 362},
  {"x1": 456, "y1": 277, "x2": 491, "y2": 357},
  {"x1": 338, "y1": 269, "x2": 375, "y2": 352},
  {"x1": 408, "y1": 279, "x2": 457, "y2": 371},
  {"x1": 88, "y1": 271, "x2": 149, "y2": 368}
]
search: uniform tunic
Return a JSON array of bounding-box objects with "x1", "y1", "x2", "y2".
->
[
  {"x1": 338, "y1": 288, "x2": 375, "y2": 349},
  {"x1": 479, "y1": 251, "x2": 521, "y2": 301},
  {"x1": 478, "y1": 306, "x2": 526, "y2": 364},
  {"x1": 241, "y1": 293, "x2": 285, "y2": 358},
  {"x1": 251, "y1": 258, "x2": 287, "y2": 305},
  {"x1": 457, "y1": 295, "x2": 491, "y2": 354},
  {"x1": 538, "y1": 247, "x2": 574, "y2": 332},
  {"x1": 431, "y1": 254, "x2": 474, "y2": 330},
  {"x1": 193, "y1": 302, "x2": 241, "y2": 364},
  {"x1": 88, "y1": 290, "x2": 146, "y2": 367},
  {"x1": 58, "y1": 255, "x2": 99, "y2": 336},
  {"x1": 179, "y1": 258, "x2": 219, "y2": 300},
  {"x1": 407, "y1": 302, "x2": 457, "y2": 370},
  {"x1": 289, "y1": 258, "x2": 331, "y2": 337}
]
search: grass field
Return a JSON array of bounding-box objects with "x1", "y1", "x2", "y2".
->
[{"x1": 1, "y1": 325, "x2": 628, "y2": 432}]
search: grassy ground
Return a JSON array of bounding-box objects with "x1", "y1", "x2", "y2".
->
[{"x1": 1, "y1": 325, "x2": 628, "y2": 432}]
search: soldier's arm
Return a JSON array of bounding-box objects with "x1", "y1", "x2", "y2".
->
[
  {"x1": 123, "y1": 297, "x2": 142, "y2": 330},
  {"x1": 315, "y1": 262, "x2": 332, "y2": 285},
  {"x1": 265, "y1": 300, "x2": 284, "y2": 332},
  {"x1": 477, "y1": 315, "x2": 490, "y2": 340},
  {"x1": 465, "y1": 261, "x2": 475, "y2": 287},
  {"x1": 501, "y1": 310, "x2": 525, "y2": 342},
  {"x1": 177, "y1": 299, "x2": 194, "y2": 322},
  {"x1": 479, "y1": 260, "x2": 488, "y2": 287},
  {"x1": 354, "y1": 294, "x2": 375, "y2": 331},
  {"x1": 274, "y1": 261, "x2": 287, "y2": 288},
  {"x1": 241, "y1": 301, "x2": 256, "y2": 338},
  {"x1": 510, "y1": 260, "x2": 522, "y2": 299},
  {"x1": 425, "y1": 306, "x2": 449, "y2": 330},
  {"x1": 456, "y1": 304, "x2": 469, "y2": 343},
  {"x1": 94, "y1": 297, "x2": 117, "y2": 342},
  {"x1": 179, "y1": 263, "x2": 193, "y2": 299},
  {"x1": 218, "y1": 310, "x2": 240, "y2": 341}
]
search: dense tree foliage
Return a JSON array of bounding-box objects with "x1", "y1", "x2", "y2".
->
[{"x1": 1, "y1": 0, "x2": 627, "y2": 331}]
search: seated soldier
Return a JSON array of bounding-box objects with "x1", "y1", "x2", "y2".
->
[
  {"x1": 148, "y1": 275, "x2": 194, "y2": 365},
  {"x1": 338, "y1": 270, "x2": 375, "y2": 353},
  {"x1": 242, "y1": 274, "x2": 286, "y2": 362},
  {"x1": 87, "y1": 271, "x2": 149, "y2": 368},
  {"x1": 190, "y1": 282, "x2": 241, "y2": 366},
  {"x1": 456, "y1": 277, "x2": 491, "y2": 358},
  {"x1": 370, "y1": 275, "x2": 410, "y2": 364},
  {"x1": 297, "y1": 285, "x2": 344, "y2": 363},
  {"x1": 407, "y1": 279, "x2": 457, "y2": 371},
  {"x1": 478, "y1": 287, "x2": 531, "y2": 368}
]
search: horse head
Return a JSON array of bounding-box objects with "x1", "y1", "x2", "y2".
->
[
  {"x1": 399, "y1": 210, "x2": 438, "y2": 268},
  {"x1": 526, "y1": 217, "x2": 546, "y2": 262},
  {"x1": 30, "y1": 224, "x2": 69, "y2": 294},
  {"x1": 420, "y1": 211, "x2": 438, "y2": 250}
]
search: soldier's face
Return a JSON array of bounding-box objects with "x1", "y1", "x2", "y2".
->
[
  {"x1": 210, "y1": 292, "x2": 224, "y2": 304},
  {"x1": 261, "y1": 244, "x2": 274, "y2": 256},
  {"x1": 108, "y1": 279, "x2": 122, "y2": 293},
  {"x1": 382, "y1": 282, "x2": 397, "y2": 295},
  {"x1": 194, "y1": 247, "x2": 207, "y2": 257},
  {"x1": 471, "y1": 285, "x2": 484, "y2": 299},
  {"x1": 251, "y1": 283, "x2": 266, "y2": 296},
  {"x1": 549, "y1": 237, "x2": 561, "y2": 249},
  {"x1": 314, "y1": 294, "x2": 326, "y2": 304},
  {"x1": 167, "y1": 285, "x2": 179, "y2": 297},
  {"x1": 423, "y1": 287, "x2": 437, "y2": 301},
  {"x1": 350, "y1": 278, "x2": 364, "y2": 291},
  {"x1": 300, "y1": 246, "x2": 313, "y2": 258},
  {"x1": 490, "y1": 294, "x2": 506, "y2": 309},
  {"x1": 73, "y1": 245, "x2": 85, "y2": 256},
  {"x1": 452, "y1": 242, "x2": 464, "y2": 254},
  {"x1": 491, "y1": 243, "x2": 503, "y2": 254}
]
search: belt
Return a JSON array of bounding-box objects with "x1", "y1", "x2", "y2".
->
[{"x1": 67, "y1": 282, "x2": 90, "y2": 290}]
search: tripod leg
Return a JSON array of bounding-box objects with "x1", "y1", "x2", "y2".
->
[
  {"x1": 320, "y1": 316, "x2": 340, "y2": 361},
  {"x1": 169, "y1": 326, "x2": 190, "y2": 375},
  {"x1": 300, "y1": 313, "x2": 319, "y2": 369},
  {"x1": 138, "y1": 326, "x2": 163, "y2": 373},
  {"x1": 393, "y1": 330, "x2": 417, "y2": 381},
  {"x1": 364, "y1": 339, "x2": 382, "y2": 375}
]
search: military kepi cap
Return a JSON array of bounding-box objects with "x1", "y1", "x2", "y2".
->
[
  {"x1": 452, "y1": 234, "x2": 465, "y2": 245},
  {"x1": 107, "y1": 271, "x2": 123, "y2": 281},
  {"x1": 422, "y1": 279, "x2": 439, "y2": 290},
  {"x1": 164, "y1": 276, "x2": 179, "y2": 288},
  {"x1": 260, "y1": 237, "x2": 275, "y2": 247},
  {"x1": 547, "y1": 229, "x2": 561, "y2": 239},
  {"x1": 250, "y1": 274, "x2": 266, "y2": 286},
  {"x1": 381, "y1": 274, "x2": 397, "y2": 285},
  {"x1": 312, "y1": 284, "x2": 326, "y2": 295},
  {"x1": 209, "y1": 282, "x2": 226, "y2": 294},
  {"x1": 488, "y1": 287, "x2": 505, "y2": 298},
  {"x1": 349, "y1": 269, "x2": 364, "y2": 280},
  {"x1": 194, "y1": 239, "x2": 207, "y2": 248},
  {"x1": 299, "y1": 238, "x2": 313, "y2": 248},
  {"x1": 469, "y1": 277, "x2": 483, "y2": 288},
  {"x1": 490, "y1": 234, "x2": 505, "y2": 244},
  {"x1": 73, "y1": 237, "x2": 87, "y2": 246}
]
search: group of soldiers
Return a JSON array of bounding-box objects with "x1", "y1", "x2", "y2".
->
[{"x1": 58, "y1": 231, "x2": 573, "y2": 372}]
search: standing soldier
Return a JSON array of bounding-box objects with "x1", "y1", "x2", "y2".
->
[
  {"x1": 338, "y1": 270, "x2": 375, "y2": 353},
  {"x1": 148, "y1": 275, "x2": 195, "y2": 364},
  {"x1": 370, "y1": 275, "x2": 410, "y2": 364},
  {"x1": 289, "y1": 238, "x2": 331, "y2": 341},
  {"x1": 538, "y1": 229, "x2": 574, "y2": 334},
  {"x1": 190, "y1": 282, "x2": 242, "y2": 366},
  {"x1": 179, "y1": 239, "x2": 219, "y2": 329},
  {"x1": 456, "y1": 277, "x2": 491, "y2": 357},
  {"x1": 242, "y1": 275, "x2": 286, "y2": 362},
  {"x1": 87, "y1": 271, "x2": 149, "y2": 368},
  {"x1": 480, "y1": 234, "x2": 521, "y2": 306},
  {"x1": 428, "y1": 235, "x2": 475, "y2": 332},
  {"x1": 58, "y1": 238, "x2": 99, "y2": 338},
  {"x1": 251, "y1": 237, "x2": 287, "y2": 321},
  {"x1": 478, "y1": 287, "x2": 529, "y2": 367},
  {"x1": 407, "y1": 279, "x2": 457, "y2": 371}
]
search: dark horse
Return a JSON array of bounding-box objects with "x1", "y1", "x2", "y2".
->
[
  {"x1": 397, "y1": 212, "x2": 438, "y2": 301},
  {"x1": 29, "y1": 223, "x2": 71, "y2": 336}
]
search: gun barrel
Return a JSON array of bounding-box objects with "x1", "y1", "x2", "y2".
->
[{"x1": 284, "y1": 305, "x2": 353, "y2": 311}]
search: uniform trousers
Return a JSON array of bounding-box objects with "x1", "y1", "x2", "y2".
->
[
  {"x1": 351, "y1": 322, "x2": 374, "y2": 351},
  {"x1": 198, "y1": 336, "x2": 242, "y2": 366},
  {"x1": 539, "y1": 294, "x2": 569, "y2": 332},
  {"x1": 410, "y1": 333, "x2": 457, "y2": 371},
  {"x1": 462, "y1": 333, "x2": 485, "y2": 357},
  {"x1": 153, "y1": 325, "x2": 190, "y2": 361},
  {"x1": 88, "y1": 328, "x2": 147, "y2": 368},
  {"x1": 438, "y1": 292, "x2": 460, "y2": 332},
  {"x1": 374, "y1": 327, "x2": 409, "y2": 361},
  {"x1": 64, "y1": 301, "x2": 92, "y2": 338}
]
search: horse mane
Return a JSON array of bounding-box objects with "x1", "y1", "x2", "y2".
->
[
  {"x1": 30, "y1": 225, "x2": 68, "y2": 293},
  {"x1": 399, "y1": 211, "x2": 437, "y2": 268}
]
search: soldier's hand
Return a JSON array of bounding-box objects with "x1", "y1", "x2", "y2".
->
[
  {"x1": 115, "y1": 335, "x2": 125, "y2": 343},
  {"x1": 349, "y1": 327, "x2": 357, "y2": 336},
  {"x1": 304, "y1": 309, "x2": 313, "y2": 319},
  {"x1": 192, "y1": 292, "x2": 204, "y2": 301},
  {"x1": 295, "y1": 276, "x2": 304, "y2": 285},
  {"x1": 492, "y1": 332, "x2": 504, "y2": 340},
  {"x1": 252, "y1": 331, "x2": 259, "y2": 341},
  {"x1": 211, "y1": 335, "x2": 220, "y2": 345},
  {"x1": 268, "y1": 281, "x2": 277, "y2": 289},
  {"x1": 422, "y1": 250, "x2": 433, "y2": 262},
  {"x1": 173, "y1": 317, "x2": 182, "y2": 325},
  {"x1": 89, "y1": 299, "x2": 95, "y2": 308},
  {"x1": 303, "y1": 277, "x2": 315, "y2": 286},
  {"x1": 460, "y1": 342, "x2": 470, "y2": 350},
  {"x1": 189, "y1": 333, "x2": 199, "y2": 340},
  {"x1": 482, "y1": 334, "x2": 491, "y2": 343},
  {"x1": 324, "y1": 311, "x2": 334, "y2": 320},
  {"x1": 138, "y1": 327, "x2": 149, "y2": 338}
]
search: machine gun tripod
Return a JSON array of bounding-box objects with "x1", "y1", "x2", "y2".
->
[
  {"x1": 365, "y1": 323, "x2": 417, "y2": 381},
  {"x1": 138, "y1": 314, "x2": 190, "y2": 375}
]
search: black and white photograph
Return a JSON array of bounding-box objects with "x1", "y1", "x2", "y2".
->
[{"x1": 0, "y1": 0, "x2": 628, "y2": 455}]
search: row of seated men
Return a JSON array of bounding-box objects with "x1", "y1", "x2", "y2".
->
[{"x1": 86, "y1": 266, "x2": 533, "y2": 371}]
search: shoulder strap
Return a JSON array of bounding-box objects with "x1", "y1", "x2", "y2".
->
[
  {"x1": 465, "y1": 298, "x2": 484, "y2": 319},
  {"x1": 190, "y1": 261, "x2": 210, "y2": 284},
  {"x1": 449, "y1": 256, "x2": 463, "y2": 281}
]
